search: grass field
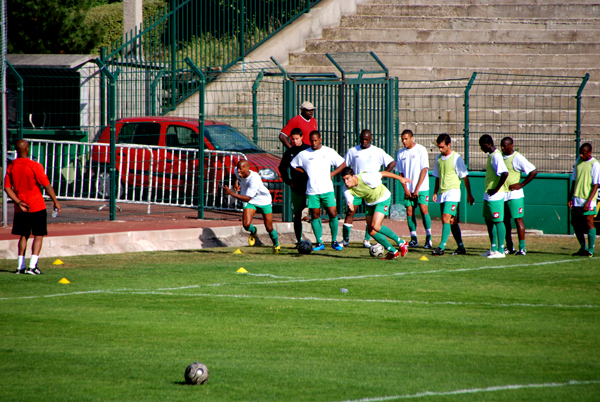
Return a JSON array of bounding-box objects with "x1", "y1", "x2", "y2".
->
[{"x1": 1, "y1": 236, "x2": 599, "y2": 402}]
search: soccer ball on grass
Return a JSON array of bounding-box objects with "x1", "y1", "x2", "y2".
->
[
  {"x1": 298, "y1": 240, "x2": 313, "y2": 255},
  {"x1": 184, "y1": 362, "x2": 209, "y2": 385},
  {"x1": 369, "y1": 243, "x2": 385, "y2": 258}
]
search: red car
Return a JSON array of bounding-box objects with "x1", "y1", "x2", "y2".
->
[{"x1": 89, "y1": 117, "x2": 282, "y2": 207}]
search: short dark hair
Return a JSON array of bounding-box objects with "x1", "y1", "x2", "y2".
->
[
  {"x1": 436, "y1": 134, "x2": 451, "y2": 145},
  {"x1": 340, "y1": 166, "x2": 355, "y2": 177},
  {"x1": 479, "y1": 134, "x2": 494, "y2": 146},
  {"x1": 580, "y1": 143, "x2": 593, "y2": 153},
  {"x1": 290, "y1": 128, "x2": 302, "y2": 136},
  {"x1": 501, "y1": 137, "x2": 513, "y2": 146},
  {"x1": 360, "y1": 129, "x2": 372, "y2": 137},
  {"x1": 309, "y1": 130, "x2": 321, "y2": 138},
  {"x1": 401, "y1": 129, "x2": 414, "y2": 137}
]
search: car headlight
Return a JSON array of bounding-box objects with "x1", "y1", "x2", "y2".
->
[{"x1": 258, "y1": 168, "x2": 279, "y2": 181}]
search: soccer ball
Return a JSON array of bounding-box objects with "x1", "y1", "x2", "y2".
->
[
  {"x1": 370, "y1": 243, "x2": 385, "y2": 258},
  {"x1": 184, "y1": 362, "x2": 209, "y2": 385},
  {"x1": 298, "y1": 240, "x2": 313, "y2": 255}
]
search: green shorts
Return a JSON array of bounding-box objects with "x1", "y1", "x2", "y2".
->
[
  {"x1": 483, "y1": 199, "x2": 505, "y2": 222},
  {"x1": 307, "y1": 192, "x2": 337, "y2": 209},
  {"x1": 505, "y1": 198, "x2": 525, "y2": 219},
  {"x1": 290, "y1": 192, "x2": 307, "y2": 213},
  {"x1": 403, "y1": 191, "x2": 429, "y2": 208},
  {"x1": 352, "y1": 196, "x2": 364, "y2": 207},
  {"x1": 440, "y1": 201, "x2": 459, "y2": 217},
  {"x1": 572, "y1": 204, "x2": 598, "y2": 218},
  {"x1": 244, "y1": 203, "x2": 273, "y2": 215},
  {"x1": 365, "y1": 197, "x2": 391, "y2": 217}
]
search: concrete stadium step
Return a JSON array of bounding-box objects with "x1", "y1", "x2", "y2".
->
[
  {"x1": 321, "y1": 28, "x2": 600, "y2": 43},
  {"x1": 372, "y1": 0, "x2": 597, "y2": 4},
  {"x1": 358, "y1": 4, "x2": 600, "y2": 19},
  {"x1": 305, "y1": 40, "x2": 600, "y2": 56},
  {"x1": 339, "y1": 16, "x2": 600, "y2": 30}
]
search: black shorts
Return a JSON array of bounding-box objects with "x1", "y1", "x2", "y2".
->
[{"x1": 12, "y1": 210, "x2": 48, "y2": 237}]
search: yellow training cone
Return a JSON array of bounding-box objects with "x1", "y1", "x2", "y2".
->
[
  {"x1": 58, "y1": 278, "x2": 70, "y2": 284},
  {"x1": 52, "y1": 259, "x2": 64, "y2": 265},
  {"x1": 419, "y1": 256, "x2": 429, "y2": 261},
  {"x1": 233, "y1": 249, "x2": 243, "y2": 254},
  {"x1": 236, "y1": 267, "x2": 248, "y2": 273}
]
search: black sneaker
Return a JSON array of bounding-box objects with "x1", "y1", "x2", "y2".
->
[
  {"x1": 408, "y1": 239, "x2": 419, "y2": 248},
  {"x1": 15, "y1": 268, "x2": 25, "y2": 274},
  {"x1": 504, "y1": 247, "x2": 515, "y2": 255},
  {"x1": 514, "y1": 249, "x2": 527, "y2": 256},
  {"x1": 431, "y1": 247, "x2": 445, "y2": 256},
  {"x1": 572, "y1": 248, "x2": 588, "y2": 256},
  {"x1": 423, "y1": 241, "x2": 433, "y2": 250},
  {"x1": 26, "y1": 267, "x2": 43, "y2": 275},
  {"x1": 586, "y1": 250, "x2": 594, "y2": 257},
  {"x1": 451, "y1": 248, "x2": 466, "y2": 255}
]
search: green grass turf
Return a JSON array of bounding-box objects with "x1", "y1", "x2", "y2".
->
[{"x1": 0, "y1": 236, "x2": 599, "y2": 402}]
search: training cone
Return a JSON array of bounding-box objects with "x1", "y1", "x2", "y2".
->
[
  {"x1": 52, "y1": 259, "x2": 64, "y2": 265},
  {"x1": 58, "y1": 278, "x2": 70, "y2": 284},
  {"x1": 419, "y1": 256, "x2": 429, "y2": 261},
  {"x1": 233, "y1": 249, "x2": 243, "y2": 254},
  {"x1": 236, "y1": 267, "x2": 248, "y2": 273}
]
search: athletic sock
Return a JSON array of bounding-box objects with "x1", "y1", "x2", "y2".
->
[
  {"x1": 294, "y1": 218, "x2": 303, "y2": 242},
  {"x1": 450, "y1": 223, "x2": 464, "y2": 249},
  {"x1": 269, "y1": 230, "x2": 279, "y2": 247},
  {"x1": 588, "y1": 228, "x2": 596, "y2": 254},
  {"x1": 408, "y1": 215, "x2": 417, "y2": 239},
  {"x1": 423, "y1": 214, "x2": 432, "y2": 242},
  {"x1": 378, "y1": 225, "x2": 403, "y2": 246},
  {"x1": 30, "y1": 255, "x2": 39, "y2": 269},
  {"x1": 490, "y1": 223, "x2": 499, "y2": 252},
  {"x1": 247, "y1": 224, "x2": 257, "y2": 236},
  {"x1": 575, "y1": 229, "x2": 586, "y2": 250},
  {"x1": 311, "y1": 218, "x2": 323, "y2": 244},
  {"x1": 364, "y1": 231, "x2": 372, "y2": 241},
  {"x1": 440, "y1": 223, "x2": 451, "y2": 250},
  {"x1": 425, "y1": 228, "x2": 432, "y2": 244},
  {"x1": 329, "y1": 217, "x2": 339, "y2": 242},
  {"x1": 342, "y1": 223, "x2": 352, "y2": 242},
  {"x1": 17, "y1": 256, "x2": 25, "y2": 270},
  {"x1": 496, "y1": 222, "x2": 506, "y2": 252},
  {"x1": 373, "y1": 231, "x2": 396, "y2": 253},
  {"x1": 518, "y1": 239, "x2": 526, "y2": 250}
]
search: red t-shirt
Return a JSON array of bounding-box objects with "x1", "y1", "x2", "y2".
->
[
  {"x1": 281, "y1": 115, "x2": 318, "y2": 145},
  {"x1": 4, "y1": 158, "x2": 50, "y2": 213}
]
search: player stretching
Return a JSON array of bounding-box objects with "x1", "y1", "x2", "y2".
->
[
  {"x1": 479, "y1": 135, "x2": 509, "y2": 259},
  {"x1": 341, "y1": 167, "x2": 411, "y2": 260},
  {"x1": 568, "y1": 143, "x2": 599, "y2": 257},
  {"x1": 431, "y1": 134, "x2": 474, "y2": 256},
  {"x1": 396, "y1": 129, "x2": 433, "y2": 249},
  {"x1": 500, "y1": 137, "x2": 538, "y2": 255},
  {"x1": 291, "y1": 131, "x2": 347, "y2": 251},
  {"x1": 342, "y1": 129, "x2": 395, "y2": 248},
  {"x1": 221, "y1": 160, "x2": 280, "y2": 253}
]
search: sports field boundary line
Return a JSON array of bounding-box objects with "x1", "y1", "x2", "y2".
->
[{"x1": 331, "y1": 379, "x2": 600, "y2": 402}]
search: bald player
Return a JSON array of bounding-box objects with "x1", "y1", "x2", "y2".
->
[{"x1": 221, "y1": 160, "x2": 280, "y2": 253}]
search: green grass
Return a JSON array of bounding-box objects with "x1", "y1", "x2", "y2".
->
[{"x1": 1, "y1": 236, "x2": 599, "y2": 402}]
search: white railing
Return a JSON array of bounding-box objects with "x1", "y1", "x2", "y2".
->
[{"x1": 27, "y1": 139, "x2": 247, "y2": 212}]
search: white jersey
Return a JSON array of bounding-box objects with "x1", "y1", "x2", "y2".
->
[
  {"x1": 291, "y1": 146, "x2": 345, "y2": 195},
  {"x1": 345, "y1": 144, "x2": 394, "y2": 175},
  {"x1": 483, "y1": 151, "x2": 509, "y2": 202},
  {"x1": 570, "y1": 157, "x2": 600, "y2": 207},
  {"x1": 396, "y1": 143, "x2": 430, "y2": 193},
  {"x1": 504, "y1": 152, "x2": 537, "y2": 201},
  {"x1": 234, "y1": 168, "x2": 272, "y2": 207},
  {"x1": 432, "y1": 151, "x2": 468, "y2": 203}
]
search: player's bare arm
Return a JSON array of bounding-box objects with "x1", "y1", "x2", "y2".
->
[
  {"x1": 4, "y1": 187, "x2": 30, "y2": 212},
  {"x1": 330, "y1": 162, "x2": 347, "y2": 180},
  {"x1": 584, "y1": 183, "x2": 599, "y2": 211},
  {"x1": 220, "y1": 185, "x2": 252, "y2": 202},
  {"x1": 412, "y1": 167, "x2": 428, "y2": 198},
  {"x1": 463, "y1": 176, "x2": 475, "y2": 205},
  {"x1": 509, "y1": 169, "x2": 538, "y2": 191},
  {"x1": 487, "y1": 172, "x2": 508, "y2": 196},
  {"x1": 44, "y1": 184, "x2": 62, "y2": 214},
  {"x1": 384, "y1": 161, "x2": 396, "y2": 172},
  {"x1": 380, "y1": 170, "x2": 412, "y2": 185}
]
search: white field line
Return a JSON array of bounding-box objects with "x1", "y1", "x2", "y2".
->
[{"x1": 331, "y1": 380, "x2": 600, "y2": 402}]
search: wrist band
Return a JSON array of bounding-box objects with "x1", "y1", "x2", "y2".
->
[{"x1": 18, "y1": 201, "x2": 22, "y2": 205}]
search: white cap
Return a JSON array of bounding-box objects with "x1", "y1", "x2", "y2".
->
[{"x1": 300, "y1": 101, "x2": 315, "y2": 110}]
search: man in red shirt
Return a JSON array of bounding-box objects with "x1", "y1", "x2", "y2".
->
[
  {"x1": 4, "y1": 139, "x2": 61, "y2": 274},
  {"x1": 279, "y1": 101, "x2": 318, "y2": 149}
]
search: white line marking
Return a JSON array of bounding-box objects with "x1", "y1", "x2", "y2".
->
[{"x1": 331, "y1": 380, "x2": 600, "y2": 402}]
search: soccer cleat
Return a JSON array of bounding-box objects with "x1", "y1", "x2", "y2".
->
[
  {"x1": 331, "y1": 241, "x2": 344, "y2": 251},
  {"x1": 273, "y1": 246, "x2": 281, "y2": 254},
  {"x1": 431, "y1": 247, "x2": 445, "y2": 256},
  {"x1": 408, "y1": 239, "x2": 419, "y2": 248},
  {"x1": 504, "y1": 247, "x2": 515, "y2": 255},
  {"x1": 423, "y1": 241, "x2": 433, "y2": 250},
  {"x1": 248, "y1": 234, "x2": 256, "y2": 246},
  {"x1": 363, "y1": 240, "x2": 371, "y2": 248},
  {"x1": 313, "y1": 243, "x2": 325, "y2": 251},
  {"x1": 514, "y1": 249, "x2": 527, "y2": 256},
  {"x1": 382, "y1": 250, "x2": 400, "y2": 260},
  {"x1": 451, "y1": 248, "x2": 466, "y2": 255},
  {"x1": 586, "y1": 250, "x2": 594, "y2": 257},
  {"x1": 26, "y1": 267, "x2": 43, "y2": 275},
  {"x1": 572, "y1": 248, "x2": 588, "y2": 256},
  {"x1": 399, "y1": 242, "x2": 409, "y2": 257},
  {"x1": 15, "y1": 268, "x2": 26, "y2": 274},
  {"x1": 487, "y1": 251, "x2": 505, "y2": 259},
  {"x1": 480, "y1": 250, "x2": 492, "y2": 257},
  {"x1": 342, "y1": 239, "x2": 350, "y2": 247}
]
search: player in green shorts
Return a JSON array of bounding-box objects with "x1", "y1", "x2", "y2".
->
[
  {"x1": 479, "y1": 135, "x2": 509, "y2": 259},
  {"x1": 568, "y1": 143, "x2": 599, "y2": 257},
  {"x1": 221, "y1": 160, "x2": 280, "y2": 253},
  {"x1": 341, "y1": 167, "x2": 412, "y2": 260}
]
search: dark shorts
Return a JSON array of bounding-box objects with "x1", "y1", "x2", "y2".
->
[{"x1": 12, "y1": 210, "x2": 48, "y2": 237}]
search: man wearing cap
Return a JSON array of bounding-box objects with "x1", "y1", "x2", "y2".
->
[{"x1": 279, "y1": 101, "x2": 318, "y2": 149}]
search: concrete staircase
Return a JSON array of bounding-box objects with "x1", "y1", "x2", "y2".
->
[{"x1": 285, "y1": 0, "x2": 600, "y2": 170}]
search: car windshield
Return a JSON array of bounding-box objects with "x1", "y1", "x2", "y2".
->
[{"x1": 204, "y1": 125, "x2": 264, "y2": 154}]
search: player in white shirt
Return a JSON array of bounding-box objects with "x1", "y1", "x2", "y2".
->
[
  {"x1": 342, "y1": 129, "x2": 395, "y2": 248},
  {"x1": 291, "y1": 131, "x2": 347, "y2": 251},
  {"x1": 500, "y1": 137, "x2": 538, "y2": 256},
  {"x1": 221, "y1": 160, "x2": 280, "y2": 253},
  {"x1": 396, "y1": 129, "x2": 433, "y2": 249}
]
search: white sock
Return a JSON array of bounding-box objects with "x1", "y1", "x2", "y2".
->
[
  {"x1": 426, "y1": 229, "x2": 432, "y2": 236},
  {"x1": 30, "y1": 255, "x2": 39, "y2": 269},
  {"x1": 410, "y1": 231, "x2": 417, "y2": 238},
  {"x1": 18, "y1": 256, "x2": 25, "y2": 269}
]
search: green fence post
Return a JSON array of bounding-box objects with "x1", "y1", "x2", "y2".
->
[
  {"x1": 281, "y1": 78, "x2": 296, "y2": 223},
  {"x1": 238, "y1": 0, "x2": 246, "y2": 59},
  {"x1": 575, "y1": 73, "x2": 589, "y2": 153},
  {"x1": 461, "y1": 72, "x2": 477, "y2": 223},
  {"x1": 6, "y1": 62, "x2": 23, "y2": 140}
]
